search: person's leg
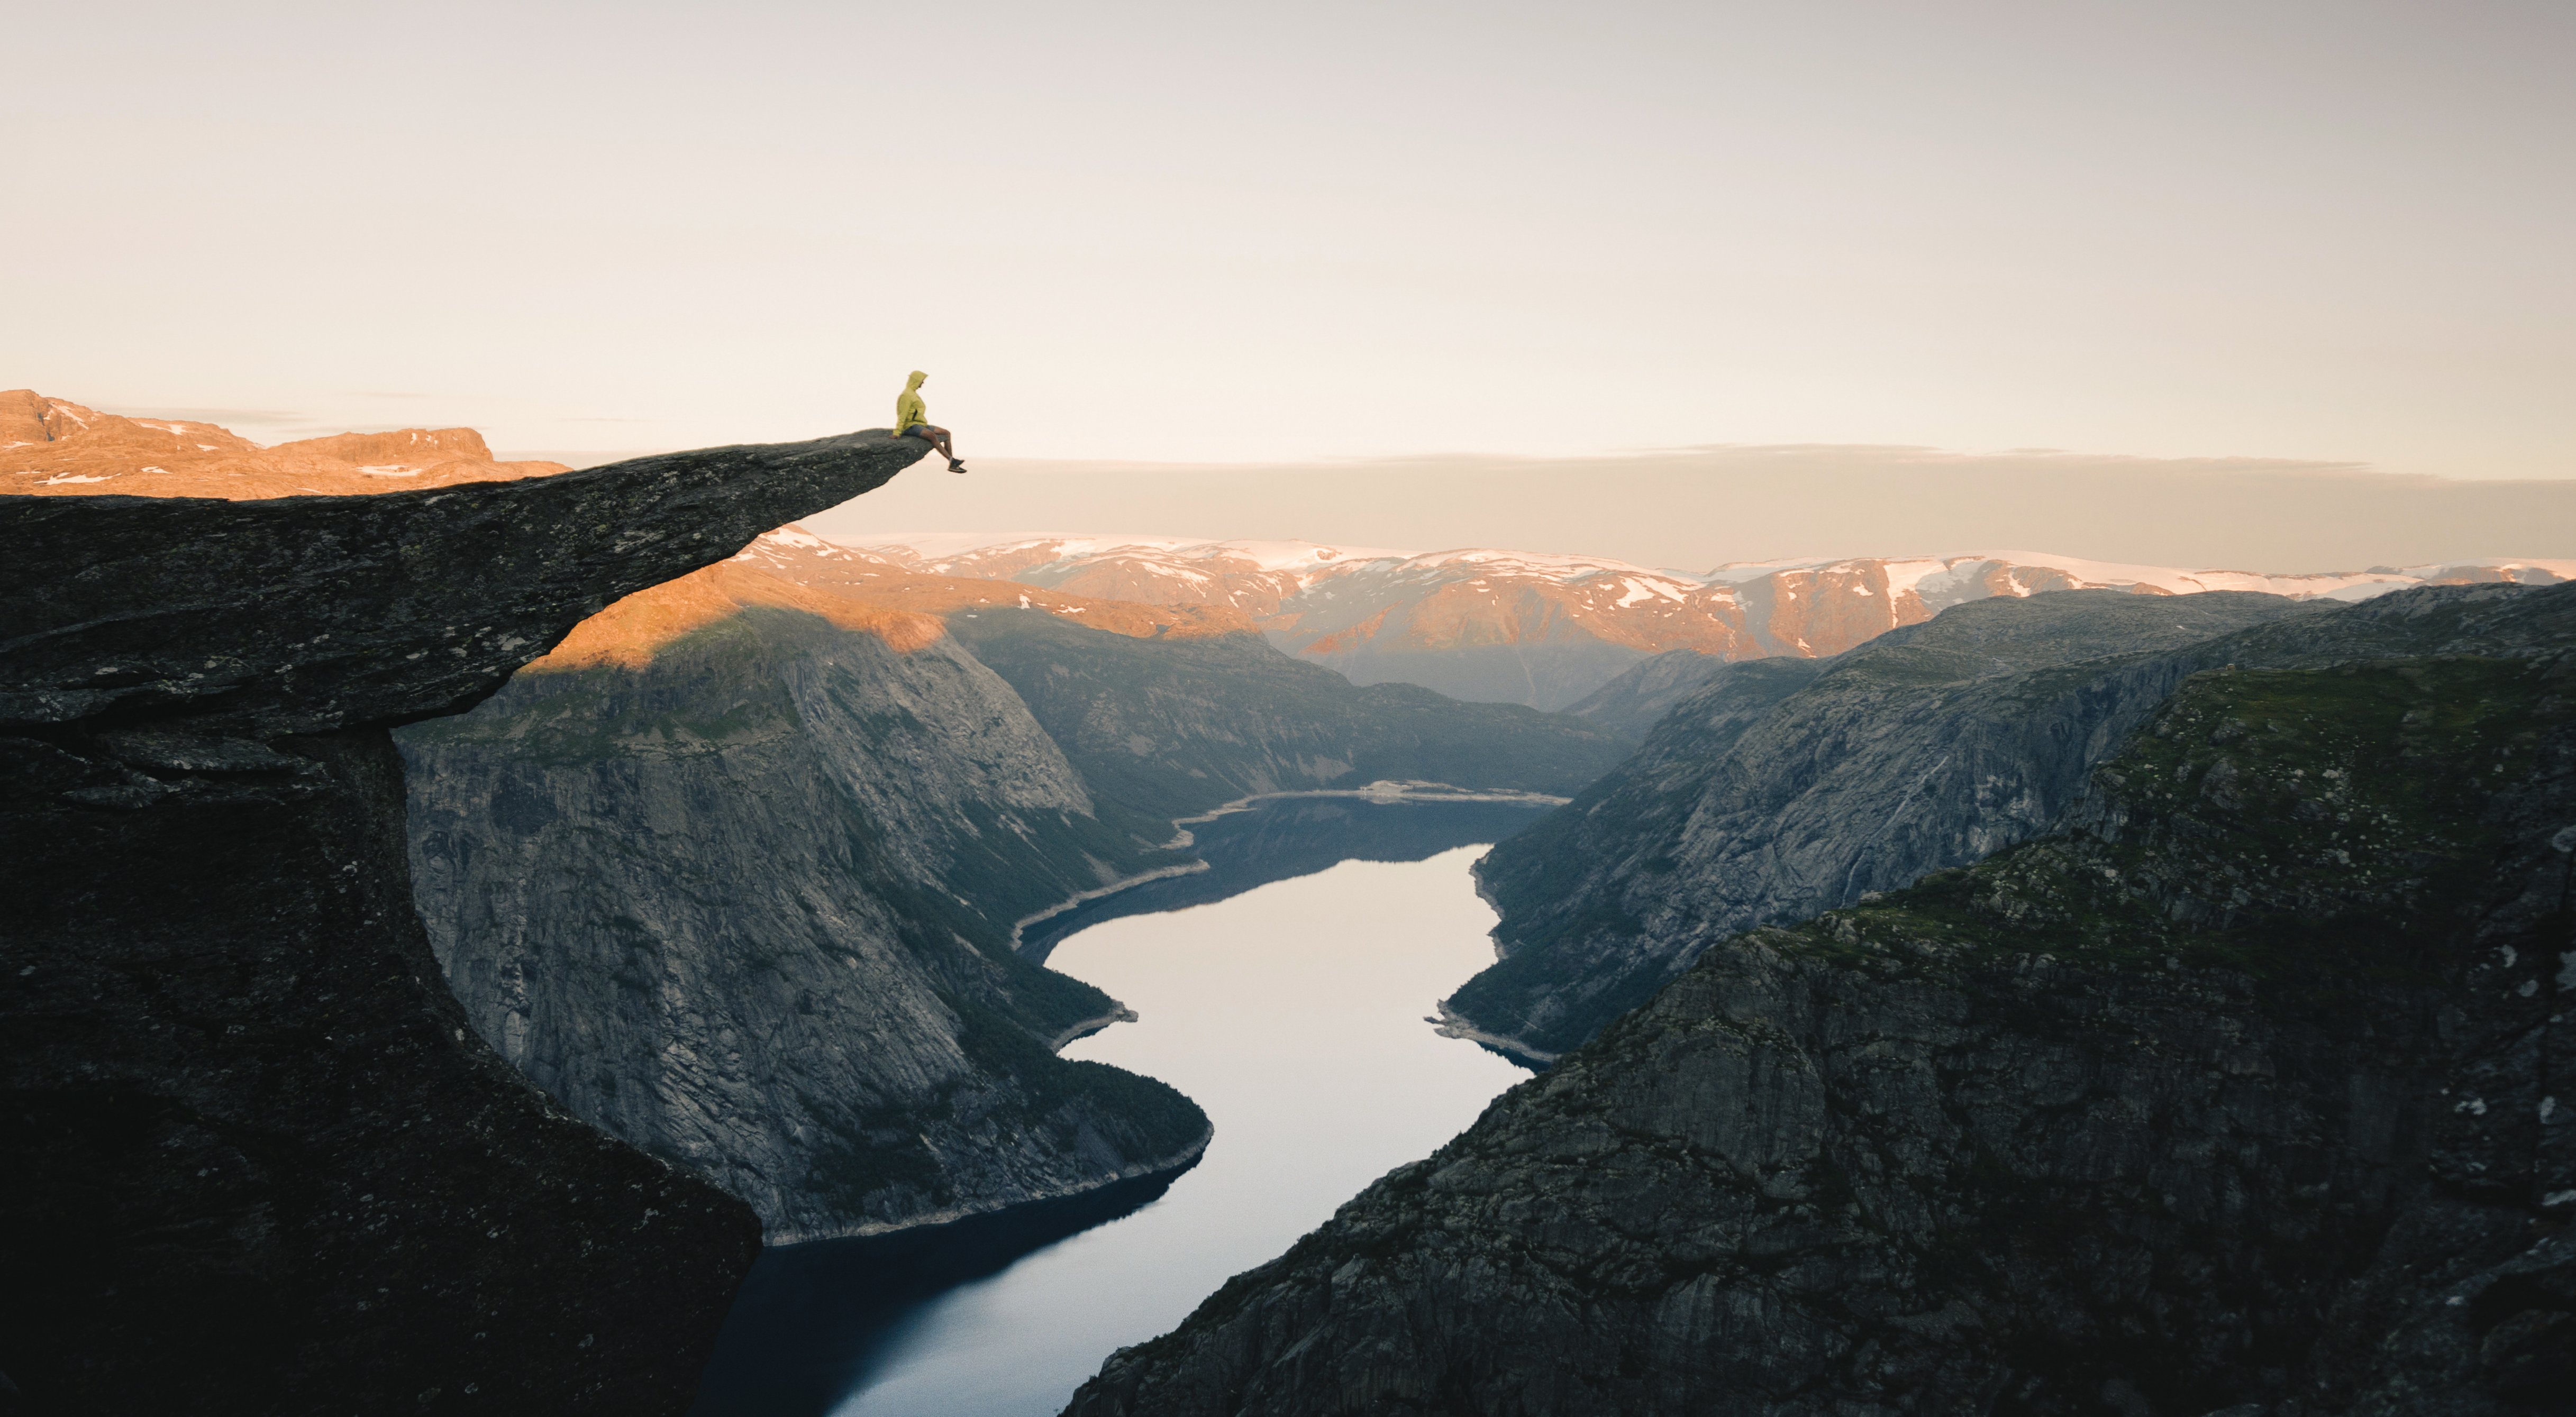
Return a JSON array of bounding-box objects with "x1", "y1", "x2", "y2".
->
[{"x1": 926, "y1": 425, "x2": 966, "y2": 472}]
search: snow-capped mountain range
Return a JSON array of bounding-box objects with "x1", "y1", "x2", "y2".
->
[{"x1": 842, "y1": 532, "x2": 2576, "y2": 711}]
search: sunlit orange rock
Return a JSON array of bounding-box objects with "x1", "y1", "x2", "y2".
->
[{"x1": 0, "y1": 390, "x2": 568, "y2": 499}]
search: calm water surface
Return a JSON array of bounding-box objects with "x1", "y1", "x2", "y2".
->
[{"x1": 692, "y1": 800, "x2": 1540, "y2": 1416}]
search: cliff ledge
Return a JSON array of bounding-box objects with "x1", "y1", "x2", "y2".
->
[{"x1": 1, "y1": 432, "x2": 926, "y2": 1415}]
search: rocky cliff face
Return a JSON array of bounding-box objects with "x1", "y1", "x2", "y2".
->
[
  {"x1": 1, "y1": 431, "x2": 927, "y2": 1415},
  {"x1": 398, "y1": 564, "x2": 1210, "y2": 1243},
  {"x1": 1061, "y1": 586, "x2": 2576, "y2": 1417},
  {"x1": 1454, "y1": 591, "x2": 2321, "y2": 1062}
]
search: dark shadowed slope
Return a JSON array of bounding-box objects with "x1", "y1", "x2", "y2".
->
[{"x1": 1, "y1": 432, "x2": 927, "y2": 1415}]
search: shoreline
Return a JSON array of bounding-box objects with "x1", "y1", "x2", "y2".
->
[
  {"x1": 1013, "y1": 783, "x2": 1564, "y2": 953},
  {"x1": 1428, "y1": 1001, "x2": 1559, "y2": 1070},
  {"x1": 1007, "y1": 861, "x2": 1213, "y2": 952},
  {"x1": 1173, "y1": 779, "x2": 1572, "y2": 828},
  {"x1": 759, "y1": 1125, "x2": 1216, "y2": 1247},
  {"x1": 1045, "y1": 1004, "x2": 1141, "y2": 1050}
]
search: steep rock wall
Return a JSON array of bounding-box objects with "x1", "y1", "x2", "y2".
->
[
  {"x1": 0, "y1": 431, "x2": 926, "y2": 1415},
  {"x1": 399, "y1": 596, "x2": 1210, "y2": 1241}
]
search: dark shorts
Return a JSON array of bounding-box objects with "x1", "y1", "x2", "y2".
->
[{"x1": 902, "y1": 424, "x2": 942, "y2": 440}]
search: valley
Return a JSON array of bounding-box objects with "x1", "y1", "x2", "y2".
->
[
  {"x1": 692, "y1": 798, "x2": 1544, "y2": 1416},
  {"x1": 8, "y1": 395, "x2": 2570, "y2": 1417},
  {"x1": 393, "y1": 523, "x2": 1619, "y2": 1245},
  {"x1": 1062, "y1": 582, "x2": 2576, "y2": 1416},
  {"x1": 15, "y1": 6, "x2": 2572, "y2": 1411}
]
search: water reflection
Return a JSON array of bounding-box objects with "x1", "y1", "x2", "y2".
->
[
  {"x1": 690, "y1": 799, "x2": 1546, "y2": 1417},
  {"x1": 686, "y1": 1169, "x2": 1190, "y2": 1416}
]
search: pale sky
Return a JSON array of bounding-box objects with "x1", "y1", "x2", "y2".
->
[
  {"x1": 804, "y1": 447, "x2": 2576, "y2": 573},
  {"x1": 10, "y1": 1, "x2": 2572, "y2": 484}
]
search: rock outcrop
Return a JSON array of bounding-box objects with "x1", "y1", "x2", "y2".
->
[
  {"x1": 398, "y1": 562, "x2": 1212, "y2": 1242},
  {"x1": 1062, "y1": 583, "x2": 2576, "y2": 1417},
  {"x1": 1, "y1": 431, "x2": 927, "y2": 1415}
]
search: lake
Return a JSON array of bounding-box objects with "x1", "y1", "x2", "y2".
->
[{"x1": 691, "y1": 798, "x2": 1545, "y2": 1416}]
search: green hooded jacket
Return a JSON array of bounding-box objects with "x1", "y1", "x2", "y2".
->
[{"x1": 895, "y1": 371, "x2": 928, "y2": 435}]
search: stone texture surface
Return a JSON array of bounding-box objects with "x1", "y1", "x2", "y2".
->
[
  {"x1": 1062, "y1": 604, "x2": 2576, "y2": 1416},
  {"x1": 0, "y1": 432, "x2": 927, "y2": 1415}
]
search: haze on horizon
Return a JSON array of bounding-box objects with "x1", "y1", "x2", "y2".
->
[
  {"x1": 800, "y1": 446, "x2": 2576, "y2": 574},
  {"x1": 8, "y1": 1, "x2": 2570, "y2": 491}
]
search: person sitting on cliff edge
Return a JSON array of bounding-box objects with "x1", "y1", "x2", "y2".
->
[{"x1": 895, "y1": 370, "x2": 967, "y2": 473}]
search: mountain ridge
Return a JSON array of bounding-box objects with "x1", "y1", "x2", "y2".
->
[{"x1": 851, "y1": 530, "x2": 2575, "y2": 710}]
